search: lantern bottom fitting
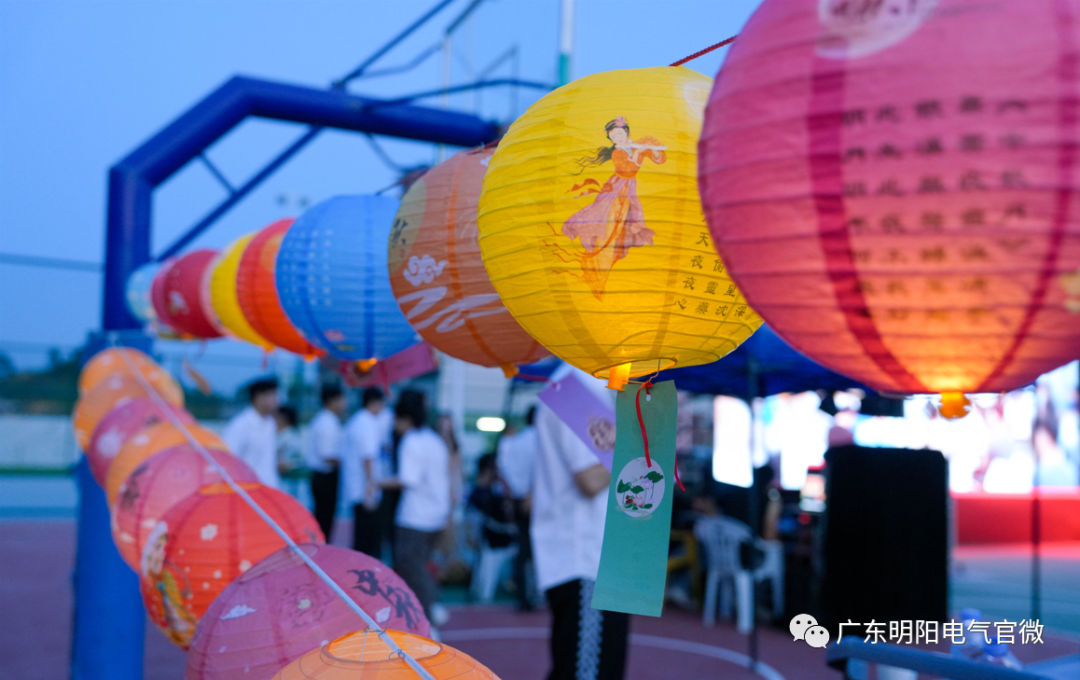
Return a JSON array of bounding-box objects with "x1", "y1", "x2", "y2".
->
[{"x1": 500, "y1": 364, "x2": 519, "y2": 379}]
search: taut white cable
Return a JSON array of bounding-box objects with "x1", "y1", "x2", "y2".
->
[{"x1": 111, "y1": 337, "x2": 436, "y2": 680}]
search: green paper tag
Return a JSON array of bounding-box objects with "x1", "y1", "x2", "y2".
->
[{"x1": 591, "y1": 380, "x2": 677, "y2": 617}]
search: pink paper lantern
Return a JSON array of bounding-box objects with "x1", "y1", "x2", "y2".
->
[
  {"x1": 185, "y1": 543, "x2": 431, "y2": 680},
  {"x1": 87, "y1": 398, "x2": 194, "y2": 486},
  {"x1": 111, "y1": 444, "x2": 258, "y2": 569},
  {"x1": 700, "y1": 0, "x2": 1080, "y2": 395}
]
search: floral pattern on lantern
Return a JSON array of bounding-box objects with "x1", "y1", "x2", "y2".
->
[
  {"x1": 152, "y1": 250, "x2": 223, "y2": 339},
  {"x1": 186, "y1": 543, "x2": 430, "y2": 680},
  {"x1": 87, "y1": 397, "x2": 194, "y2": 486},
  {"x1": 390, "y1": 147, "x2": 549, "y2": 377},
  {"x1": 111, "y1": 444, "x2": 258, "y2": 569},
  {"x1": 140, "y1": 482, "x2": 323, "y2": 649},
  {"x1": 106, "y1": 422, "x2": 225, "y2": 503}
]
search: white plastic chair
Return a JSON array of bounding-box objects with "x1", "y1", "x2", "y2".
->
[
  {"x1": 695, "y1": 516, "x2": 784, "y2": 632},
  {"x1": 470, "y1": 539, "x2": 517, "y2": 603}
]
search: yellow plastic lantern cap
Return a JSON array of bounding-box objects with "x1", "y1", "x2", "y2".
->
[
  {"x1": 477, "y1": 67, "x2": 762, "y2": 382},
  {"x1": 207, "y1": 233, "x2": 273, "y2": 350}
]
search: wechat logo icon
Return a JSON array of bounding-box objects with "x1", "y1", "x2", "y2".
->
[{"x1": 791, "y1": 614, "x2": 830, "y2": 649}]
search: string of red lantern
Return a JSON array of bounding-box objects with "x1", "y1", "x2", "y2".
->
[
  {"x1": 669, "y1": 34, "x2": 737, "y2": 67},
  {"x1": 110, "y1": 342, "x2": 439, "y2": 680}
]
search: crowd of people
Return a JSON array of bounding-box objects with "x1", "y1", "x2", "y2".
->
[{"x1": 220, "y1": 370, "x2": 630, "y2": 680}]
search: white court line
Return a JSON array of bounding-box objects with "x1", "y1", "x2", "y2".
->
[{"x1": 440, "y1": 627, "x2": 786, "y2": 680}]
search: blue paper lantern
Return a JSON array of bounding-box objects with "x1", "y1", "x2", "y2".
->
[
  {"x1": 276, "y1": 195, "x2": 418, "y2": 360},
  {"x1": 125, "y1": 261, "x2": 161, "y2": 323}
]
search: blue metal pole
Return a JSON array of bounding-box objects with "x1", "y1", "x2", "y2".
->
[
  {"x1": 71, "y1": 438, "x2": 146, "y2": 680},
  {"x1": 92, "y1": 70, "x2": 500, "y2": 680}
]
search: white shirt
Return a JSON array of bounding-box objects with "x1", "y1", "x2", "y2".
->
[
  {"x1": 531, "y1": 364, "x2": 613, "y2": 592},
  {"x1": 497, "y1": 426, "x2": 538, "y2": 499},
  {"x1": 396, "y1": 427, "x2": 451, "y2": 532},
  {"x1": 222, "y1": 406, "x2": 279, "y2": 489},
  {"x1": 305, "y1": 409, "x2": 343, "y2": 474},
  {"x1": 342, "y1": 408, "x2": 390, "y2": 505}
]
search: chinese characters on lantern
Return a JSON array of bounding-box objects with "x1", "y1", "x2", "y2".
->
[
  {"x1": 838, "y1": 93, "x2": 1035, "y2": 330},
  {"x1": 672, "y1": 230, "x2": 748, "y2": 321}
]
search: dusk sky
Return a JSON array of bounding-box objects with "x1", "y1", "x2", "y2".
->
[{"x1": 0, "y1": 0, "x2": 758, "y2": 392}]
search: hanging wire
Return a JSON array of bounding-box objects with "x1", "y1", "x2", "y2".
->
[
  {"x1": 669, "y1": 35, "x2": 737, "y2": 67},
  {"x1": 364, "y1": 133, "x2": 413, "y2": 173},
  {"x1": 111, "y1": 338, "x2": 437, "y2": 680}
]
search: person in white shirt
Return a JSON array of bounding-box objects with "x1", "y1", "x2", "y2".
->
[
  {"x1": 307, "y1": 384, "x2": 346, "y2": 541},
  {"x1": 496, "y1": 405, "x2": 540, "y2": 610},
  {"x1": 378, "y1": 389, "x2": 450, "y2": 622},
  {"x1": 532, "y1": 364, "x2": 627, "y2": 680},
  {"x1": 342, "y1": 387, "x2": 389, "y2": 558},
  {"x1": 223, "y1": 378, "x2": 281, "y2": 490}
]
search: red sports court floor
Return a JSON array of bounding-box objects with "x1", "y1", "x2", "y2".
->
[{"x1": 2, "y1": 521, "x2": 1078, "y2": 680}]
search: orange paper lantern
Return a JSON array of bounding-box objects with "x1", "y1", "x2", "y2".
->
[
  {"x1": 272, "y1": 629, "x2": 499, "y2": 680},
  {"x1": 140, "y1": 482, "x2": 324, "y2": 649},
  {"x1": 111, "y1": 444, "x2": 259, "y2": 569},
  {"x1": 390, "y1": 146, "x2": 549, "y2": 377},
  {"x1": 106, "y1": 422, "x2": 225, "y2": 503},
  {"x1": 236, "y1": 219, "x2": 322, "y2": 357},
  {"x1": 73, "y1": 374, "x2": 179, "y2": 451},
  {"x1": 699, "y1": 0, "x2": 1080, "y2": 394},
  {"x1": 79, "y1": 347, "x2": 183, "y2": 402}
]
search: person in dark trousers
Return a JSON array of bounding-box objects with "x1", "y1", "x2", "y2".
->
[
  {"x1": 497, "y1": 406, "x2": 540, "y2": 610},
  {"x1": 533, "y1": 364, "x2": 628, "y2": 680},
  {"x1": 468, "y1": 453, "x2": 516, "y2": 551},
  {"x1": 342, "y1": 387, "x2": 390, "y2": 558},
  {"x1": 378, "y1": 390, "x2": 451, "y2": 626},
  {"x1": 306, "y1": 384, "x2": 346, "y2": 541}
]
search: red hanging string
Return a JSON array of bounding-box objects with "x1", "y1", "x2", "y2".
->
[
  {"x1": 669, "y1": 35, "x2": 737, "y2": 67},
  {"x1": 634, "y1": 381, "x2": 654, "y2": 467},
  {"x1": 634, "y1": 380, "x2": 685, "y2": 491},
  {"x1": 514, "y1": 373, "x2": 553, "y2": 383}
]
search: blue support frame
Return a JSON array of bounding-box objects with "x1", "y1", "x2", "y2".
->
[
  {"x1": 102, "y1": 75, "x2": 500, "y2": 331},
  {"x1": 87, "y1": 72, "x2": 505, "y2": 680}
]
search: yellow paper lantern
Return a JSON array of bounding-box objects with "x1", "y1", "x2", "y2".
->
[
  {"x1": 206, "y1": 233, "x2": 273, "y2": 350},
  {"x1": 477, "y1": 67, "x2": 762, "y2": 388}
]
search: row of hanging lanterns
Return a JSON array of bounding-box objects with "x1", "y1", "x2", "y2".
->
[
  {"x1": 70, "y1": 348, "x2": 486, "y2": 680},
  {"x1": 122, "y1": 0, "x2": 1078, "y2": 403}
]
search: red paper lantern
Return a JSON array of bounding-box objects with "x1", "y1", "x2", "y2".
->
[
  {"x1": 390, "y1": 147, "x2": 549, "y2": 376},
  {"x1": 186, "y1": 543, "x2": 431, "y2": 680},
  {"x1": 152, "y1": 250, "x2": 224, "y2": 339},
  {"x1": 700, "y1": 0, "x2": 1080, "y2": 395},
  {"x1": 111, "y1": 444, "x2": 259, "y2": 569},
  {"x1": 236, "y1": 219, "x2": 322, "y2": 357},
  {"x1": 87, "y1": 398, "x2": 194, "y2": 486},
  {"x1": 140, "y1": 482, "x2": 324, "y2": 649},
  {"x1": 271, "y1": 630, "x2": 499, "y2": 680}
]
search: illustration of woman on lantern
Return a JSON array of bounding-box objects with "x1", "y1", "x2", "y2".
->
[
  {"x1": 551, "y1": 116, "x2": 666, "y2": 300},
  {"x1": 141, "y1": 521, "x2": 197, "y2": 645}
]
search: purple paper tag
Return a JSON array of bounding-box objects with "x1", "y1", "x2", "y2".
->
[{"x1": 538, "y1": 372, "x2": 617, "y2": 471}]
